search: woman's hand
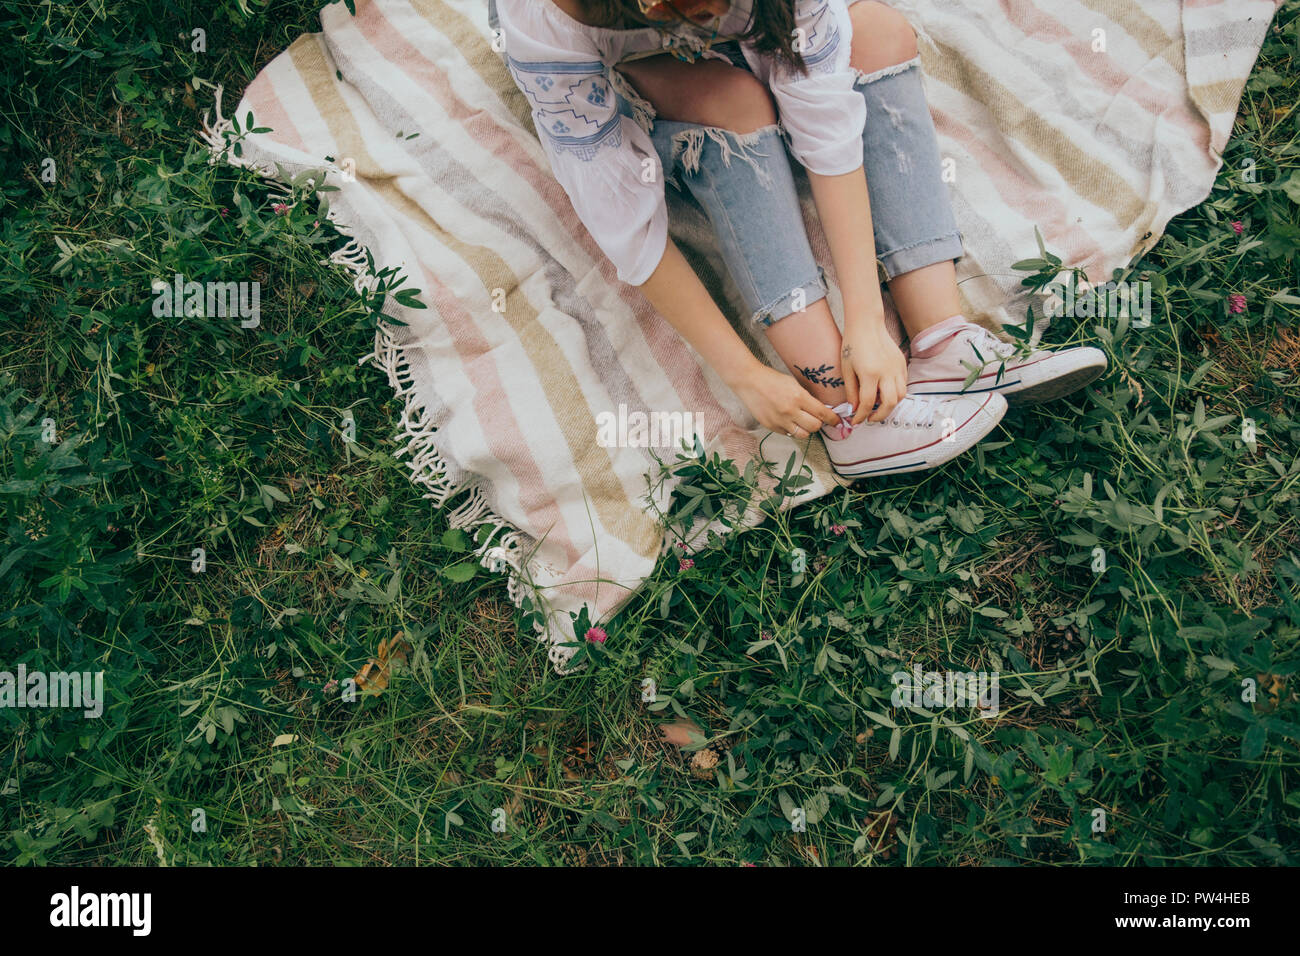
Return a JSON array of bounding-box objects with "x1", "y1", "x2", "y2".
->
[
  {"x1": 728, "y1": 362, "x2": 844, "y2": 438},
  {"x1": 804, "y1": 167, "x2": 908, "y2": 424},
  {"x1": 840, "y1": 317, "x2": 909, "y2": 425}
]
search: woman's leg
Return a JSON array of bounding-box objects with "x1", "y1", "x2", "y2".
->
[
  {"x1": 847, "y1": 0, "x2": 965, "y2": 339},
  {"x1": 845, "y1": 2, "x2": 1109, "y2": 403},
  {"x1": 613, "y1": 33, "x2": 1010, "y2": 472},
  {"x1": 616, "y1": 55, "x2": 850, "y2": 408}
]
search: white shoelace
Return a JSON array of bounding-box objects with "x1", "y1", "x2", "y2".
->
[
  {"x1": 826, "y1": 395, "x2": 962, "y2": 436},
  {"x1": 969, "y1": 325, "x2": 1021, "y2": 360},
  {"x1": 884, "y1": 395, "x2": 943, "y2": 429}
]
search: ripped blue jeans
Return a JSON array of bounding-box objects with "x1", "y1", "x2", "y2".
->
[{"x1": 615, "y1": 38, "x2": 964, "y2": 328}]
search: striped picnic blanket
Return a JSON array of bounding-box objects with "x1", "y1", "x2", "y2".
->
[
  {"x1": 892, "y1": 0, "x2": 1284, "y2": 331},
  {"x1": 201, "y1": 0, "x2": 1279, "y2": 670}
]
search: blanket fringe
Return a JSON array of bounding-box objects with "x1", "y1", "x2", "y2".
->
[{"x1": 201, "y1": 84, "x2": 580, "y2": 673}]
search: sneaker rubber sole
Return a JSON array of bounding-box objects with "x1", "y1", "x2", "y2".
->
[
  {"x1": 909, "y1": 348, "x2": 1107, "y2": 405},
  {"x1": 1002, "y1": 349, "x2": 1108, "y2": 403}
]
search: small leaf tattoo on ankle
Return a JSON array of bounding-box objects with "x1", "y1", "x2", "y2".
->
[{"x1": 796, "y1": 363, "x2": 845, "y2": 388}]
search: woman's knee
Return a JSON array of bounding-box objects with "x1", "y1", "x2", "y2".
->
[
  {"x1": 696, "y1": 65, "x2": 778, "y2": 134},
  {"x1": 621, "y1": 58, "x2": 777, "y2": 133},
  {"x1": 848, "y1": 1, "x2": 918, "y2": 75}
]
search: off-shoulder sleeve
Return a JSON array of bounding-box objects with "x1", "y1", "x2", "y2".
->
[
  {"x1": 761, "y1": 0, "x2": 866, "y2": 176},
  {"x1": 497, "y1": 0, "x2": 668, "y2": 286}
]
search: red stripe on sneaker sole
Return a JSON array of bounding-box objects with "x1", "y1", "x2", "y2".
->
[{"x1": 830, "y1": 394, "x2": 1000, "y2": 468}]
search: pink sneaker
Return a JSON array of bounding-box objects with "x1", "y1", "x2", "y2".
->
[
  {"x1": 907, "y1": 317, "x2": 1108, "y2": 404},
  {"x1": 819, "y1": 393, "x2": 1006, "y2": 479}
]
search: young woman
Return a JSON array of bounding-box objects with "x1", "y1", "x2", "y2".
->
[{"x1": 490, "y1": 0, "x2": 1107, "y2": 477}]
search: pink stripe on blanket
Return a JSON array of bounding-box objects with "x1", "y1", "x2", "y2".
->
[
  {"x1": 997, "y1": 0, "x2": 1214, "y2": 151},
  {"x1": 246, "y1": 70, "x2": 309, "y2": 153},
  {"x1": 416, "y1": 268, "x2": 595, "y2": 573},
  {"x1": 931, "y1": 105, "x2": 1108, "y2": 273}
]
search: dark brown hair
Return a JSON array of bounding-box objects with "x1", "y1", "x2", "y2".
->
[{"x1": 577, "y1": 1, "x2": 809, "y2": 75}]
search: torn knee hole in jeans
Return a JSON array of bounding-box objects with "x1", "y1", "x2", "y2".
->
[
  {"x1": 667, "y1": 123, "x2": 784, "y2": 190},
  {"x1": 851, "y1": 54, "x2": 921, "y2": 87}
]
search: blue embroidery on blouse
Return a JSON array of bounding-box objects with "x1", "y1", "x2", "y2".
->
[
  {"x1": 506, "y1": 56, "x2": 624, "y2": 161},
  {"x1": 794, "y1": 0, "x2": 842, "y2": 72}
]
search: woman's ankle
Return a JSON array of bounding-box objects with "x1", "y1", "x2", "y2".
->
[{"x1": 793, "y1": 374, "x2": 847, "y2": 406}]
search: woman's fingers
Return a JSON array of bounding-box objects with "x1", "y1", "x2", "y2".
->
[
  {"x1": 894, "y1": 358, "x2": 910, "y2": 400},
  {"x1": 789, "y1": 407, "x2": 829, "y2": 437},
  {"x1": 807, "y1": 397, "x2": 843, "y2": 428},
  {"x1": 852, "y1": 376, "x2": 879, "y2": 425},
  {"x1": 843, "y1": 366, "x2": 860, "y2": 414},
  {"x1": 787, "y1": 393, "x2": 839, "y2": 436},
  {"x1": 868, "y1": 378, "x2": 902, "y2": 422}
]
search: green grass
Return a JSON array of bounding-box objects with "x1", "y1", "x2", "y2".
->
[{"x1": 2, "y1": 0, "x2": 1299, "y2": 866}]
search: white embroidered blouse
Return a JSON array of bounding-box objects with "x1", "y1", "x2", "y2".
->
[{"x1": 495, "y1": 0, "x2": 866, "y2": 285}]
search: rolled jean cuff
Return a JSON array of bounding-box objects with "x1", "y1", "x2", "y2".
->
[
  {"x1": 877, "y1": 230, "x2": 965, "y2": 281},
  {"x1": 753, "y1": 265, "x2": 830, "y2": 328}
]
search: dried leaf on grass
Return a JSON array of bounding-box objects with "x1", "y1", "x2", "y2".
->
[
  {"x1": 562, "y1": 739, "x2": 595, "y2": 780},
  {"x1": 354, "y1": 632, "x2": 411, "y2": 697},
  {"x1": 1256, "y1": 671, "x2": 1291, "y2": 711},
  {"x1": 862, "y1": 811, "x2": 899, "y2": 859}
]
